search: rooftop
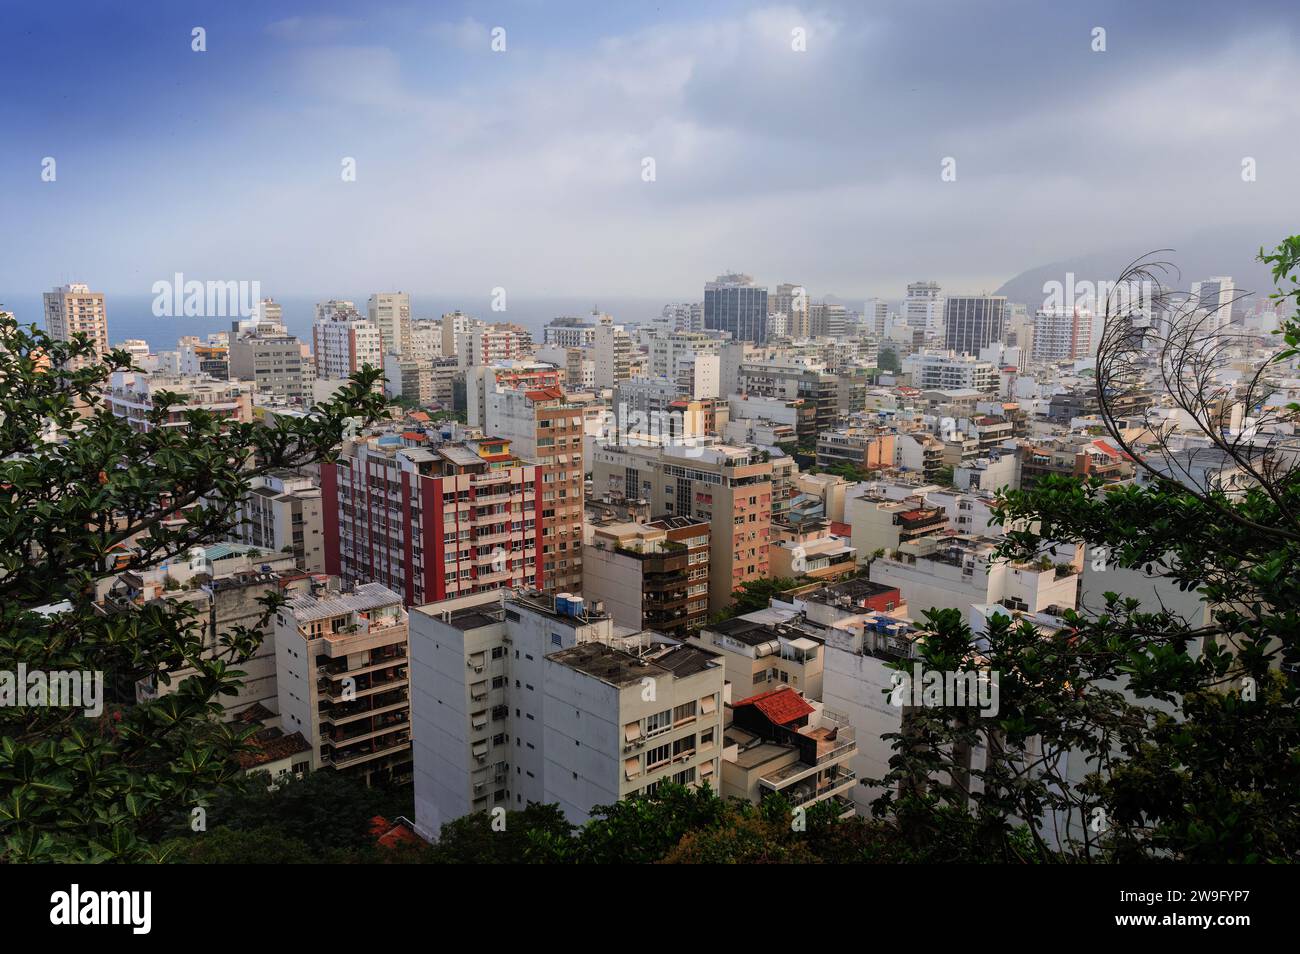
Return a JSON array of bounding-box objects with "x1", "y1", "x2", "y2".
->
[{"x1": 285, "y1": 582, "x2": 404, "y2": 623}]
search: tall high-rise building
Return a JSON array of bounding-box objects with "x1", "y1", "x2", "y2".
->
[
  {"x1": 1190, "y1": 276, "x2": 1236, "y2": 327},
  {"x1": 943, "y1": 295, "x2": 1007, "y2": 355},
  {"x1": 441, "y1": 310, "x2": 473, "y2": 362},
  {"x1": 705, "y1": 273, "x2": 769, "y2": 343},
  {"x1": 313, "y1": 313, "x2": 383, "y2": 381},
  {"x1": 903, "y1": 281, "x2": 944, "y2": 334},
  {"x1": 809, "y1": 302, "x2": 848, "y2": 338},
  {"x1": 1031, "y1": 308, "x2": 1094, "y2": 362},
  {"x1": 771, "y1": 283, "x2": 809, "y2": 338},
  {"x1": 593, "y1": 321, "x2": 632, "y2": 387},
  {"x1": 864, "y1": 298, "x2": 890, "y2": 336},
  {"x1": 368, "y1": 292, "x2": 412, "y2": 356},
  {"x1": 323, "y1": 432, "x2": 547, "y2": 605},
  {"x1": 485, "y1": 387, "x2": 585, "y2": 594},
  {"x1": 43, "y1": 283, "x2": 109, "y2": 370}
]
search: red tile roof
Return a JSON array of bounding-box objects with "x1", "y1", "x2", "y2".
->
[
  {"x1": 524, "y1": 387, "x2": 565, "y2": 401},
  {"x1": 733, "y1": 687, "x2": 814, "y2": 726}
]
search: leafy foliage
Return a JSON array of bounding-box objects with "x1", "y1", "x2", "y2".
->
[{"x1": 0, "y1": 316, "x2": 387, "y2": 862}]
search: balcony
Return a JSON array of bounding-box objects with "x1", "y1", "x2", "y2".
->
[{"x1": 760, "y1": 765, "x2": 858, "y2": 810}]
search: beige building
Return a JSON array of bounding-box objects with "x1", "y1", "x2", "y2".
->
[
  {"x1": 368, "y1": 292, "x2": 412, "y2": 356},
  {"x1": 689, "y1": 614, "x2": 825, "y2": 701},
  {"x1": 275, "y1": 581, "x2": 411, "y2": 784},
  {"x1": 485, "y1": 386, "x2": 585, "y2": 594},
  {"x1": 235, "y1": 470, "x2": 326, "y2": 573},
  {"x1": 591, "y1": 441, "x2": 773, "y2": 613},
  {"x1": 44, "y1": 283, "x2": 109, "y2": 370}
]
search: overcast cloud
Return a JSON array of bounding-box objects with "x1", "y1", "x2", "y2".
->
[{"x1": 2, "y1": 0, "x2": 1297, "y2": 303}]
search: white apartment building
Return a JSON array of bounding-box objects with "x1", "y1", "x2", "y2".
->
[
  {"x1": 315, "y1": 299, "x2": 359, "y2": 322},
  {"x1": 409, "y1": 589, "x2": 725, "y2": 833},
  {"x1": 648, "y1": 331, "x2": 722, "y2": 398},
  {"x1": 105, "y1": 370, "x2": 252, "y2": 432},
  {"x1": 905, "y1": 351, "x2": 999, "y2": 392},
  {"x1": 868, "y1": 534, "x2": 1079, "y2": 616},
  {"x1": 276, "y1": 581, "x2": 411, "y2": 783},
  {"x1": 593, "y1": 322, "x2": 632, "y2": 388},
  {"x1": 408, "y1": 319, "x2": 444, "y2": 360},
  {"x1": 545, "y1": 639, "x2": 724, "y2": 824},
  {"x1": 903, "y1": 281, "x2": 944, "y2": 334}
]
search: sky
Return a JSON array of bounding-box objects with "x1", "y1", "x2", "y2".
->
[{"x1": 2, "y1": 0, "x2": 1299, "y2": 313}]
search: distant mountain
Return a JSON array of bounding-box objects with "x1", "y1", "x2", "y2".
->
[{"x1": 993, "y1": 223, "x2": 1289, "y2": 309}]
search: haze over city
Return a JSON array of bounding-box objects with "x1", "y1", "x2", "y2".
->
[{"x1": 4, "y1": 0, "x2": 1299, "y2": 305}]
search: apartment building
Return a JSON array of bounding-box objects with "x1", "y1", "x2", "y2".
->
[
  {"x1": 542, "y1": 315, "x2": 602, "y2": 348},
  {"x1": 383, "y1": 354, "x2": 436, "y2": 405},
  {"x1": 721, "y1": 686, "x2": 858, "y2": 818},
  {"x1": 103, "y1": 544, "x2": 301, "y2": 720},
  {"x1": 467, "y1": 322, "x2": 533, "y2": 366},
  {"x1": 235, "y1": 471, "x2": 326, "y2": 573},
  {"x1": 275, "y1": 580, "x2": 411, "y2": 783},
  {"x1": 179, "y1": 340, "x2": 229, "y2": 378},
  {"x1": 868, "y1": 534, "x2": 1079, "y2": 616},
  {"x1": 43, "y1": 283, "x2": 109, "y2": 371},
  {"x1": 890, "y1": 431, "x2": 943, "y2": 480},
  {"x1": 689, "y1": 614, "x2": 826, "y2": 701},
  {"x1": 591, "y1": 441, "x2": 773, "y2": 614},
  {"x1": 546, "y1": 640, "x2": 724, "y2": 824},
  {"x1": 815, "y1": 427, "x2": 896, "y2": 472},
  {"x1": 409, "y1": 589, "x2": 725, "y2": 832},
  {"x1": 466, "y1": 361, "x2": 562, "y2": 427},
  {"x1": 368, "y1": 292, "x2": 412, "y2": 356},
  {"x1": 593, "y1": 321, "x2": 633, "y2": 388},
  {"x1": 1031, "y1": 308, "x2": 1094, "y2": 362},
  {"x1": 484, "y1": 386, "x2": 585, "y2": 594},
  {"x1": 321, "y1": 432, "x2": 542, "y2": 605},
  {"x1": 228, "y1": 324, "x2": 309, "y2": 403},
  {"x1": 770, "y1": 518, "x2": 857, "y2": 582},
  {"x1": 843, "y1": 490, "x2": 949, "y2": 561},
  {"x1": 313, "y1": 314, "x2": 383, "y2": 380},
  {"x1": 906, "y1": 351, "x2": 999, "y2": 392},
  {"x1": 737, "y1": 362, "x2": 860, "y2": 437},
  {"x1": 647, "y1": 330, "x2": 722, "y2": 398},
  {"x1": 105, "y1": 371, "x2": 252, "y2": 432},
  {"x1": 582, "y1": 517, "x2": 710, "y2": 637}
]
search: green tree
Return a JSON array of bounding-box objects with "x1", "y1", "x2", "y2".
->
[
  {"x1": 869, "y1": 239, "x2": 1300, "y2": 862},
  {"x1": 710, "y1": 577, "x2": 803, "y2": 623},
  {"x1": 0, "y1": 317, "x2": 387, "y2": 862}
]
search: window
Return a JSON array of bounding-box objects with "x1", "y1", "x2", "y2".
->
[
  {"x1": 644, "y1": 709, "x2": 672, "y2": 735},
  {"x1": 646, "y1": 742, "x2": 671, "y2": 769}
]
